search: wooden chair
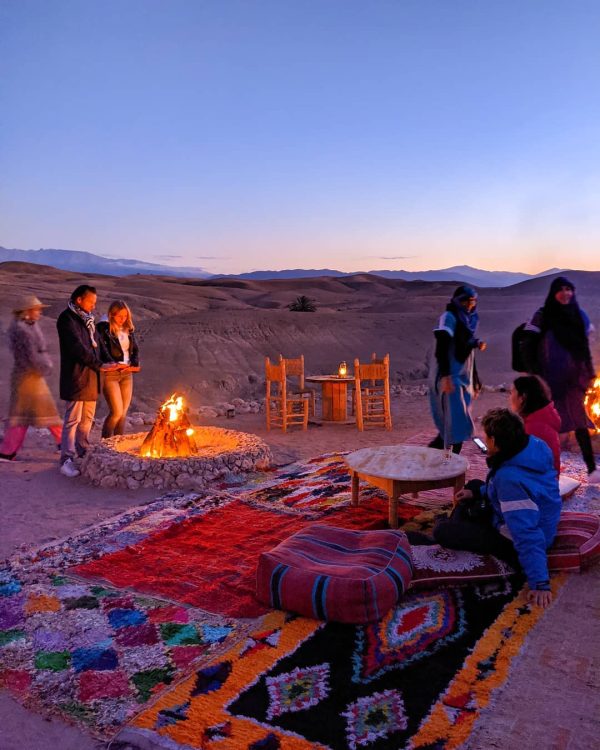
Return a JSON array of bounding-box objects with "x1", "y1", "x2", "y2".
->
[
  {"x1": 354, "y1": 353, "x2": 392, "y2": 431},
  {"x1": 279, "y1": 354, "x2": 317, "y2": 416},
  {"x1": 265, "y1": 357, "x2": 309, "y2": 432}
]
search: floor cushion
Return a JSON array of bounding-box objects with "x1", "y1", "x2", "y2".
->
[
  {"x1": 256, "y1": 524, "x2": 413, "y2": 623},
  {"x1": 547, "y1": 512, "x2": 600, "y2": 572},
  {"x1": 410, "y1": 545, "x2": 514, "y2": 589}
]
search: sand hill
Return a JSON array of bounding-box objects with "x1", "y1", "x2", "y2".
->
[{"x1": 1, "y1": 263, "x2": 599, "y2": 415}]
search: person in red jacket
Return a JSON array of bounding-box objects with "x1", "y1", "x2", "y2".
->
[{"x1": 510, "y1": 374, "x2": 561, "y2": 474}]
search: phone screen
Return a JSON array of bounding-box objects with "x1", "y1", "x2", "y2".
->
[{"x1": 473, "y1": 437, "x2": 488, "y2": 453}]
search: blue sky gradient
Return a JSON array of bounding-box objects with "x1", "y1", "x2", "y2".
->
[{"x1": 2, "y1": 0, "x2": 600, "y2": 274}]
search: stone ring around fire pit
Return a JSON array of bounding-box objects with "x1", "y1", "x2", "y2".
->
[{"x1": 80, "y1": 426, "x2": 272, "y2": 490}]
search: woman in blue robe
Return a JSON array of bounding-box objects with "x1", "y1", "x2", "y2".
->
[{"x1": 428, "y1": 285, "x2": 486, "y2": 454}]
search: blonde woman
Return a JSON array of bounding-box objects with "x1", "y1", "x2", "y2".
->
[
  {"x1": 0, "y1": 295, "x2": 62, "y2": 461},
  {"x1": 96, "y1": 300, "x2": 140, "y2": 438}
]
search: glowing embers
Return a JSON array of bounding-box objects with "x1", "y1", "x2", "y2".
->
[
  {"x1": 585, "y1": 377, "x2": 600, "y2": 430},
  {"x1": 140, "y1": 393, "x2": 198, "y2": 458}
]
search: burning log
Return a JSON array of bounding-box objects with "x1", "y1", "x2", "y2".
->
[
  {"x1": 585, "y1": 377, "x2": 600, "y2": 431},
  {"x1": 140, "y1": 393, "x2": 198, "y2": 458}
]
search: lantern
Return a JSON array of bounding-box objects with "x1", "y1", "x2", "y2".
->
[{"x1": 338, "y1": 361, "x2": 348, "y2": 378}]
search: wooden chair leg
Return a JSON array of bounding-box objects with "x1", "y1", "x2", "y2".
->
[{"x1": 355, "y1": 387, "x2": 364, "y2": 431}]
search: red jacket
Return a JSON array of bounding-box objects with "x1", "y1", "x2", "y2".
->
[{"x1": 524, "y1": 403, "x2": 561, "y2": 474}]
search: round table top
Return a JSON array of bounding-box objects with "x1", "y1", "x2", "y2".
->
[
  {"x1": 345, "y1": 445, "x2": 468, "y2": 481},
  {"x1": 305, "y1": 375, "x2": 354, "y2": 383}
]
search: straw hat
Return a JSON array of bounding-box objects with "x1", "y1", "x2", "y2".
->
[{"x1": 12, "y1": 295, "x2": 50, "y2": 314}]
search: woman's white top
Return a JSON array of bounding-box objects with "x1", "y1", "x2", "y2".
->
[{"x1": 117, "y1": 329, "x2": 130, "y2": 364}]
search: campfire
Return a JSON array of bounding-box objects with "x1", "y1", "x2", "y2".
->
[
  {"x1": 585, "y1": 377, "x2": 600, "y2": 431},
  {"x1": 140, "y1": 393, "x2": 198, "y2": 458}
]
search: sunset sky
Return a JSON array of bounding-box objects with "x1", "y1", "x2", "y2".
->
[{"x1": 2, "y1": 0, "x2": 600, "y2": 275}]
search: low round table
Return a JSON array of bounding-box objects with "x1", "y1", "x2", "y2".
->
[{"x1": 345, "y1": 445, "x2": 469, "y2": 528}]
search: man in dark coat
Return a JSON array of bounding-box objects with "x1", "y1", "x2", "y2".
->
[{"x1": 56, "y1": 285, "x2": 116, "y2": 477}]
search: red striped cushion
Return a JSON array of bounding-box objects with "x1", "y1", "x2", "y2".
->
[
  {"x1": 256, "y1": 524, "x2": 413, "y2": 624},
  {"x1": 547, "y1": 512, "x2": 600, "y2": 573}
]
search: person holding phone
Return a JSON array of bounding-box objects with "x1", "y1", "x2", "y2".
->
[
  {"x1": 97, "y1": 300, "x2": 140, "y2": 438},
  {"x1": 433, "y1": 408, "x2": 561, "y2": 608},
  {"x1": 428, "y1": 285, "x2": 487, "y2": 454}
]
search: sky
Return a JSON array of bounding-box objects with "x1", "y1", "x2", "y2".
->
[{"x1": 2, "y1": 0, "x2": 600, "y2": 275}]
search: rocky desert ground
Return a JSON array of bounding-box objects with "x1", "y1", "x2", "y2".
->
[{"x1": 1, "y1": 263, "x2": 600, "y2": 750}]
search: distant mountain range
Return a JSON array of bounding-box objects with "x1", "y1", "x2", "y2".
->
[
  {"x1": 0, "y1": 246, "x2": 212, "y2": 278},
  {"x1": 217, "y1": 265, "x2": 563, "y2": 287},
  {"x1": 0, "y1": 246, "x2": 564, "y2": 287}
]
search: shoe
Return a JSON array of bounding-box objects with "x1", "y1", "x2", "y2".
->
[
  {"x1": 60, "y1": 458, "x2": 80, "y2": 478},
  {"x1": 0, "y1": 452, "x2": 16, "y2": 462},
  {"x1": 587, "y1": 468, "x2": 600, "y2": 484}
]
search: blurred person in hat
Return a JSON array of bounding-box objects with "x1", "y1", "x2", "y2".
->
[{"x1": 0, "y1": 295, "x2": 63, "y2": 461}]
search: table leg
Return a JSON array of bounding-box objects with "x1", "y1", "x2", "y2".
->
[
  {"x1": 453, "y1": 472, "x2": 466, "y2": 506},
  {"x1": 351, "y1": 472, "x2": 359, "y2": 506},
  {"x1": 389, "y1": 484, "x2": 399, "y2": 529}
]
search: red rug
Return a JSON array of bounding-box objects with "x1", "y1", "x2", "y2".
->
[{"x1": 72, "y1": 498, "x2": 420, "y2": 618}]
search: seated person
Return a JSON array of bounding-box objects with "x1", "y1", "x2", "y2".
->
[
  {"x1": 510, "y1": 374, "x2": 561, "y2": 474},
  {"x1": 433, "y1": 408, "x2": 562, "y2": 608}
]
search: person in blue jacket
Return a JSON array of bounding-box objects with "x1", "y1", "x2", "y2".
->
[
  {"x1": 428, "y1": 285, "x2": 486, "y2": 454},
  {"x1": 433, "y1": 407, "x2": 561, "y2": 608}
]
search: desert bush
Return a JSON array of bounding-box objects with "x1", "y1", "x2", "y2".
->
[{"x1": 288, "y1": 295, "x2": 317, "y2": 312}]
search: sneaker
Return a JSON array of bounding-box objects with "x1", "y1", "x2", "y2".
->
[
  {"x1": 587, "y1": 468, "x2": 600, "y2": 485},
  {"x1": 0, "y1": 452, "x2": 16, "y2": 462},
  {"x1": 60, "y1": 458, "x2": 80, "y2": 478}
]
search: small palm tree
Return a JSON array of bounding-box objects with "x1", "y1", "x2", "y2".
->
[{"x1": 288, "y1": 295, "x2": 317, "y2": 312}]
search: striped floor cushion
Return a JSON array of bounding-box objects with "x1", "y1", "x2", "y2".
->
[
  {"x1": 256, "y1": 524, "x2": 413, "y2": 624},
  {"x1": 547, "y1": 512, "x2": 600, "y2": 572}
]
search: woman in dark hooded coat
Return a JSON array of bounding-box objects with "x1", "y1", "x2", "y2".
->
[
  {"x1": 522, "y1": 275, "x2": 599, "y2": 483},
  {"x1": 428, "y1": 285, "x2": 487, "y2": 454}
]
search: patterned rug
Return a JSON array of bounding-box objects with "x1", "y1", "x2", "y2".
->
[
  {"x1": 71, "y1": 498, "x2": 422, "y2": 619},
  {"x1": 2, "y1": 442, "x2": 595, "y2": 747},
  {"x1": 0, "y1": 569, "x2": 241, "y2": 738},
  {"x1": 121, "y1": 575, "x2": 563, "y2": 750}
]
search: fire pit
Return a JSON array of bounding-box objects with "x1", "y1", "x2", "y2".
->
[
  {"x1": 585, "y1": 377, "x2": 600, "y2": 430},
  {"x1": 80, "y1": 394, "x2": 272, "y2": 490}
]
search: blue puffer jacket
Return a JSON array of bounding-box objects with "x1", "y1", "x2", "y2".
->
[{"x1": 483, "y1": 436, "x2": 561, "y2": 589}]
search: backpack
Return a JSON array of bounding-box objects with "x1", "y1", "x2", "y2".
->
[{"x1": 511, "y1": 322, "x2": 537, "y2": 372}]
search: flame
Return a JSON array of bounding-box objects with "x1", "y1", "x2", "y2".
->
[
  {"x1": 139, "y1": 392, "x2": 198, "y2": 458},
  {"x1": 161, "y1": 394, "x2": 184, "y2": 422},
  {"x1": 584, "y1": 377, "x2": 600, "y2": 430}
]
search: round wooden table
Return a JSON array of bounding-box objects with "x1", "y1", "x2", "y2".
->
[
  {"x1": 305, "y1": 375, "x2": 355, "y2": 423},
  {"x1": 345, "y1": 445, "x2": 468, "y2": 528}
]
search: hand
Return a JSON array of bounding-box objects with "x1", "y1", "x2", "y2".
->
[
  {"x1": 455, "y1": 488, "x2": 474, "y2": 503},
  {"x1": 440, "y1": 376, "x2": 454, "y2": 394},
  {"x1": 128, "y1": 365, "x2": 141, "y2": 373},
  {"x1": 100, "y1": 363, "x2": 119, "y2": 371},
  {"x1": 477, "y1": 340, "x2": 487, "y2": 352},
  {"x1": 527, "y1": 589, "x2": 553, "y2": 608}
]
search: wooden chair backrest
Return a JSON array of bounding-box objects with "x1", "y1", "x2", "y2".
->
[
  {"x1": 279, "y1": 354, "x2": 305, "y2": 389},
  {"x1": 354, "y1": 353, "x2": 389, "y2": 382},
  {"x1": 265, "y1": 356, "x2": 285, "y2": 384}
]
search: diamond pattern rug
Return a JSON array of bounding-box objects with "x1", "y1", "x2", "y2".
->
[
  {"x1": 121, "y1": 575, "x2": 563, "y2": 750},
  {"x1": 0, "y1": 569, "x2": 241, "y2": 738}
]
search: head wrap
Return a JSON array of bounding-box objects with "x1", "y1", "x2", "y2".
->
[
  {"x1": 542, "y1": 276, "x2": 591, "y2": 363},
  {"x1": 446, "y1": 285, "x2": 479, "y2": 362}
]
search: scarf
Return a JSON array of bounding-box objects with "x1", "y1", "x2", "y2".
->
[
  {"x1": 68, "y1": 300, "x2": 97, "y2": 348},
  {"x1": 447, "y1": 285, "x2": 479, "y2": 363},
  {"x1": 541, "y1": 276, "x2": 592, "y2": 364}
]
